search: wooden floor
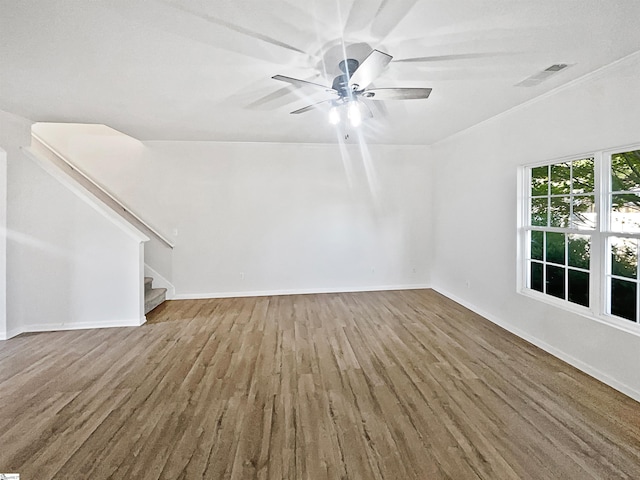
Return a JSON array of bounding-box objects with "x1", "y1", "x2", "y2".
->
[{"x1": 1, "y1": 289, "x2": 639, "y2": 479}]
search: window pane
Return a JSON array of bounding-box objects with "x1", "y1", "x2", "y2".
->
[
  {"x1": 571, "y1": 195, "x2": 596, "y2": 229},
  {"x1": 550, "y1": 196, "x2": 570, "y2": 227},
  {"x1": 611, "y1": 237, "x2": 638, "y2": 279},
  {"x1": 551, "y1": 163, "x2": 571, "y2": 195},
  {"x1": 568, "y1": 234, "x2": 590, "y2": 269},
  {"x1": 546, "y1": 265, "x2": 565, "y2": 299},
  {"x1": 530, "y1": 261, "x2": 544, "y2": 292},
  {"x1": 531, "y1": 166, "x2": 549, "y2": 196},
  {"x1": 611, "y1": 278, "x2": 637, "y2": 322},
  {"x1": 531, "y1": 198, "x2": 548, "y2": 226},
  {"x1": 611, "y1": 194, "x2": 640, "y2": 233},
  {"x1": 568, "y1": 270, "x2": 589, "y2": 307},
  {"x1": 571, "y1": 157, "x2": 595, "y2": 194},
  {"x1": 546, "y1": 232, "x2": 565, "y2": 265},
  {"x1": 530, "y1": 230, "x2": 543, "y2": 260},
  {"x1": 611, "y1": 150, "x2": 640, "y2": 192}
]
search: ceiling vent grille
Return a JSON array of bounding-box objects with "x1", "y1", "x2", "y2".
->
[{"x1": 516, "y1": 63, "x2": 571, "y2": 87}]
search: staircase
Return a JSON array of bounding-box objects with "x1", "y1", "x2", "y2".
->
[
  {"x1": 145, "y1": 277, "x2": 167, "y2": 314},
  {"x1": 20, "y1": 130, "x2": 174, "y2": 335}
]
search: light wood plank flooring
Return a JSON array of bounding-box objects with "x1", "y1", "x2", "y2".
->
[{"x1": 1, "y1": 289, "x2": 639, "y2": 479}]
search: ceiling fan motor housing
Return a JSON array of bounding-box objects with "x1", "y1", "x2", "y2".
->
[
  {"x1": 333, "y1": 58, "x2": 361, "y2": 97},
  {"x1": 332, "y1": 74, "x2": 353, "y2": 97}
]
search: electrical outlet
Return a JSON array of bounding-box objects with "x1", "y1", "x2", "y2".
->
[{"x1": 240, "y1": 272, "x2": 245, "y2": 280}]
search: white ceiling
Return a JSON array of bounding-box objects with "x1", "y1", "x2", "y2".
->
[{"x1": 2, "y1": 0, "x2": 640, "y2": 145}]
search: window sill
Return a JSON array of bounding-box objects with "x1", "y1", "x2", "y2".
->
[{"x1": 518, "y1": 288, "x2": 640, "y2": 338}]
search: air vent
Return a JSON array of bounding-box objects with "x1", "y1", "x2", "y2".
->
[
  {"x1": 516, "y1": 63, "x2": 571, "y2": 87},
  {"x1": 545, "y1": 63, "x2": 568, "y2": 72}
]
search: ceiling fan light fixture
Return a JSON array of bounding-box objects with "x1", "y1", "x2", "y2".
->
[{"x1": 328, "y1": 106, "x2": 340, "y2": 125}]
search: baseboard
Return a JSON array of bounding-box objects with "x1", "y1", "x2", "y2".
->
[
  {"x1": 2, "y1": 326, "x2": 26, "y2": 340},
  {"x1": 174, "y1": 283, "x2": 432, "y2": 300},
  {"x1": 433, "y1": 286, "x2": 640, "y2": 404},
  {"x1": 0, "y1": 317, "x2": 147, "y2": 339}
]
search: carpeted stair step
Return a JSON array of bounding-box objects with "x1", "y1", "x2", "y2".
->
[
  {"x1": 144, "y1": 276, "x2": 166, "y2": 314},
  {"x1": 144, "y1": 276, "x2": 153, "y2": 295}
]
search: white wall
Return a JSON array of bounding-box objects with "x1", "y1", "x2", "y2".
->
[
  {"x1": 431, "y1": 52, "x2": 640, "y2": 400},
  {"x1": 33, "y1": 129, "x2": 433, "y2": 297},
  {"x1": 0, "y1": 110, "x2": 147, "y2": 339},
  {"x1": 7, "y1": 152, "x2": 147, "y2": 337},
  {"x1": 0, "y1": 148, "x2": 6, "y2": 339},
  {"x1": 0, "y1": 109, "x2": 33, "y2": 338},
  {"x1": 156, "y1": 142, "x2": 432, "y2": 297}
]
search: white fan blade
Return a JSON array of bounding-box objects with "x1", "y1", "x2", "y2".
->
[
  {"x1": 362, "y1": 88, "x2": 432, "y2": 100},
  {"x1": 362, "y1": 97, "x2": 389, "y2": 118},
  {"x1": 272, "y1": 75, "x2": 333, "y2": 93},
  {"x1": 348, "y1": 50, "x2": 392, "y2": 90},
  {"x1": 290, "y1": 99, "x2": 334, "y2": 114},
  {"x1": 246, "y1": 87, "x2": 297, "y2": 110}
]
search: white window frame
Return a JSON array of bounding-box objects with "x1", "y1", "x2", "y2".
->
[
  {"x1": 602, "y1": 145, "x2": 640, "y2": 323},
  {"x1": 517, "y1": 143, "x2": 640, "y2": 337}
]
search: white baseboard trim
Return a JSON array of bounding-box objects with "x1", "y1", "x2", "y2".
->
[
  {"x1": 3, "y1": 326, "x2": 25, "y2": 340},
  {"x1": 174, "y1": 283, "x2": 432, "y2": 300},
  {"x1": 144, "y1": 264, "x2": 176, "y2": 299},
  {"x1": 433, "y1": 286, "x2": 640, "y2": 404},
  {"x1": 0, "y1": 316, "x2": 147, "y2": 340}
]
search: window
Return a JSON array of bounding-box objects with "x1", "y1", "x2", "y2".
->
[
  {"x1": 607, "y1": 149, "x2": 640, "y2": 322},
  {"x1": 527, "y1": 157, "x2": 594, "y2": 307},
  {"x1": 521, "y1": 145, "x2": 640, "y2": 330}
]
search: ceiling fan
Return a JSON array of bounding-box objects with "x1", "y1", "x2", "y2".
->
[{"x1": 272, "y1": 49, "x2": 432, "y2": 126}]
